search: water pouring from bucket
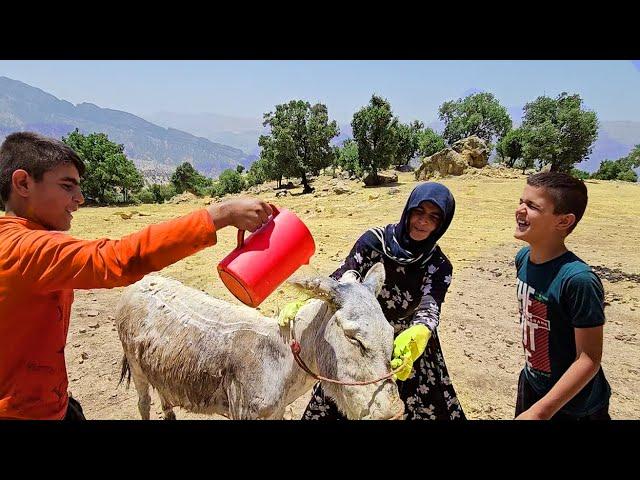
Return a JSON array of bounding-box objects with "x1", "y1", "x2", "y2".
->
[{"x1": 217, "y1": 204, "x2": 316, "y2": 307}]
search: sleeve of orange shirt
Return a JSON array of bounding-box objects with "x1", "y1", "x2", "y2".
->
[{"x1": 17, "y1": 209, "x2": 217, "y2": 292}]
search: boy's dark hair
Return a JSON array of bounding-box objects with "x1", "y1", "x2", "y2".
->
[
  {"x1": 0, "y1": 131, "x2": 85, "y2": 203},
  {"x1": 527, "y1": 171, "x2": 588, "y2": 233}
]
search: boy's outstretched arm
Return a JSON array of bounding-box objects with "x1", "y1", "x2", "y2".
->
[
  {"x1": 14, "y1": 198, "x2": 272, "y2": 292},
  {"x1": 516, "y1": 325, "x2": 603, "y2": 420},
  {"x1": 207, "y1": 198, "x2": 272, "y2": 232}
]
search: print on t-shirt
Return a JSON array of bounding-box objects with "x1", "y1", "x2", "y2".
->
[{"x1": 517, "y1": 279, "x2": 551, "y2": 375}]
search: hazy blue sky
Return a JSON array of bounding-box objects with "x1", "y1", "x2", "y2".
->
[{"x1": 1, "y1": 60, "x2": 639, "y2": 124}]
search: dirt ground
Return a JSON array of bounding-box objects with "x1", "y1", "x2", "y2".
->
[{"x1": 61, "y1": 172, "x2": 640, "y2": 420}]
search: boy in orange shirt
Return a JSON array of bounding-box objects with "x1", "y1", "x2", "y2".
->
[{"x1": 0, "y1": 131, "x2": 272, "y2": 420}]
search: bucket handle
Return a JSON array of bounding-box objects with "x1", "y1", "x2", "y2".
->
[{"x1": 236, "y1": 203, "x2": 280, "y2": 249}]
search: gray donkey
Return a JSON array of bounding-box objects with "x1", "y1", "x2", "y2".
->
[{"x1": 115, "y1": 262, "x2": 404, "y2": 419}]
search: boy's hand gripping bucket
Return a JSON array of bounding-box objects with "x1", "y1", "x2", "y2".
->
[{"x1": 217, "y1": 204, "x2": 316, "y2": 307}]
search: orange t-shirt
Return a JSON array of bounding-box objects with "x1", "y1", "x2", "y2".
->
[{"x1": 0, "y1": 209, "x2": 217, "y2": 419}]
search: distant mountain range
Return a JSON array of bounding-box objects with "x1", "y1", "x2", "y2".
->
[
  {"x1": 0, "y1": 76, "x2": 252, "y2": 181},
  {"x1": 1, "y1": 76, "x2": 638, "y2": 181},
  {"x1": 146, "y1": 111, "x2": 352, "y2": 155},
  {"x1": 143, "y1": 111, "x2": 264, "y2": 155}
]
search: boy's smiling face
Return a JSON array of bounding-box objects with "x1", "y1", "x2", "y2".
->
[
  {"x1": 18, "y1": 163, "x2": 85, "y2": 231},
  {"x1": 515, "y1": 184, "x2": 573, "y2": 244}
]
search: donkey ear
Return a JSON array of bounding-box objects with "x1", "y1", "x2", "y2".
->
[
  {"x1": 288, "y1": 275, "x2": 340, "y2": 303},
  {"x1": 362, "y1": 262, "x2": 385, "y2": 297},
  {"x1": 338, "y1": 270, "x2": 361, "y2": 284}
]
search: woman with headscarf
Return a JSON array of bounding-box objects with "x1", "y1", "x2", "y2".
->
[{"x1": 302, "y1": 182, "x2": 466, "y2": 420}]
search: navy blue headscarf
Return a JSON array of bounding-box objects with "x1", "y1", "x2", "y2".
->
[{"x1": 363, "y1": 182, "x2": 455, "y2": 266}]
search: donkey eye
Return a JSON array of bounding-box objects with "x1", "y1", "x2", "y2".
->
[{"x1": 346, "y1": 334, "x2": 366, "y2": 351}]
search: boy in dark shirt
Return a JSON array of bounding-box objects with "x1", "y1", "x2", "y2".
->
[{"x1": 513, "y1": 172, "x2": 611, "y2": 420}]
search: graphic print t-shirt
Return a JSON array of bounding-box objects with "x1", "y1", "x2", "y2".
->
[{"x1": 515, "y1": 247, "x2": 611, "y2": 416}]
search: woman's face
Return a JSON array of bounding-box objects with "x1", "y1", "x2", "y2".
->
[{"x1": 408, "y1": 201, "x2": 442, "y2": 241}]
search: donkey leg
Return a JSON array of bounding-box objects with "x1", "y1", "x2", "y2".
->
[
  {"x1": 128, "y1": 362, "x2": 151, "y2": 420},
  {"x1": 158, "y1": 392, "x2": 176, "y2": 420}
]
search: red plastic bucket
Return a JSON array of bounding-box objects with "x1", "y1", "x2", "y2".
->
[{"x1": 217, "y1": 204, "x2": 316, "y2": 307}]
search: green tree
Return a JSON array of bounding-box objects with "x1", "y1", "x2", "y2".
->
[
  {"x1": 149, "y1": 183, "x2": 177, "y2": 203},
  {"x1": 592, "y1": 157, "x2": 638, "y2": 182},
  {"x1": 496, "y1": 127, "x2": 528, "y2": 170},
  {"x1": 570, "y1": 168, "x2": 591, "y2": 180},
  {"x1": 438, "y1": 92, "x2": 512, "y2": 145},
  {"x1": 416, "y1": 128, "x2": 446, "y2": 158},
  {"x1": 351, "y1": 95, "x2": 398, "y2": 182},
  {"x1": 259, "y1": 100, "x2": 339, "y2": 193},
  {"x1": 170, "y1": 162, "x2": 211, "y2": 195},
  {"x1": 62, "y1": 129, "x2": 143, "y2": 204},
  {"x1": 626, "y1": 144, "x2": 640, "y2": 168},
  {"x1": 256, "y1": 144, "x2": 283, "y2": 187},
  {"x1": 591, "y1": 148, "x2": 639, "y2": 182},
  {"x1": 133, "y1": 187, "x2": 155, "y2": 204},
  {"x1": 591, "y1": 160, "x2": 619, "y2": 180},
  {"x1": 215, "y1": 169, "x2": 246, "y2": 196},
  {"x1": 617, "y1": 170, "x2": 638, "y2": 182},
  {"x1": 236, "y1": 164, "x2": 245, "y2": 174},
  {"x1": 393, "y1": 120, "x2": 423, "y2": 168},
  {"x1": 336, "y1": 139, "x2": 360, "y2": 175},
  {"x1": 113, "y1": 155, "x2": 144, "y2": 203},
  {"x1": 520, "y1": 92, "x2": 598, "y2": 173},
  {"x1": 245, "y1": 158, "x2": 272, "y2": 187}
]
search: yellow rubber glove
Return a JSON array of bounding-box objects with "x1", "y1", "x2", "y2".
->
[
  {"x1": 390, "y1": 353, "x2": 412, "y2": 380},
  {"x1": 391, "y1": 324, "x2": 432, "y2": 381},
  {"x1": 277, "y1": 299, "x2": 308, "y2": 327}
]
